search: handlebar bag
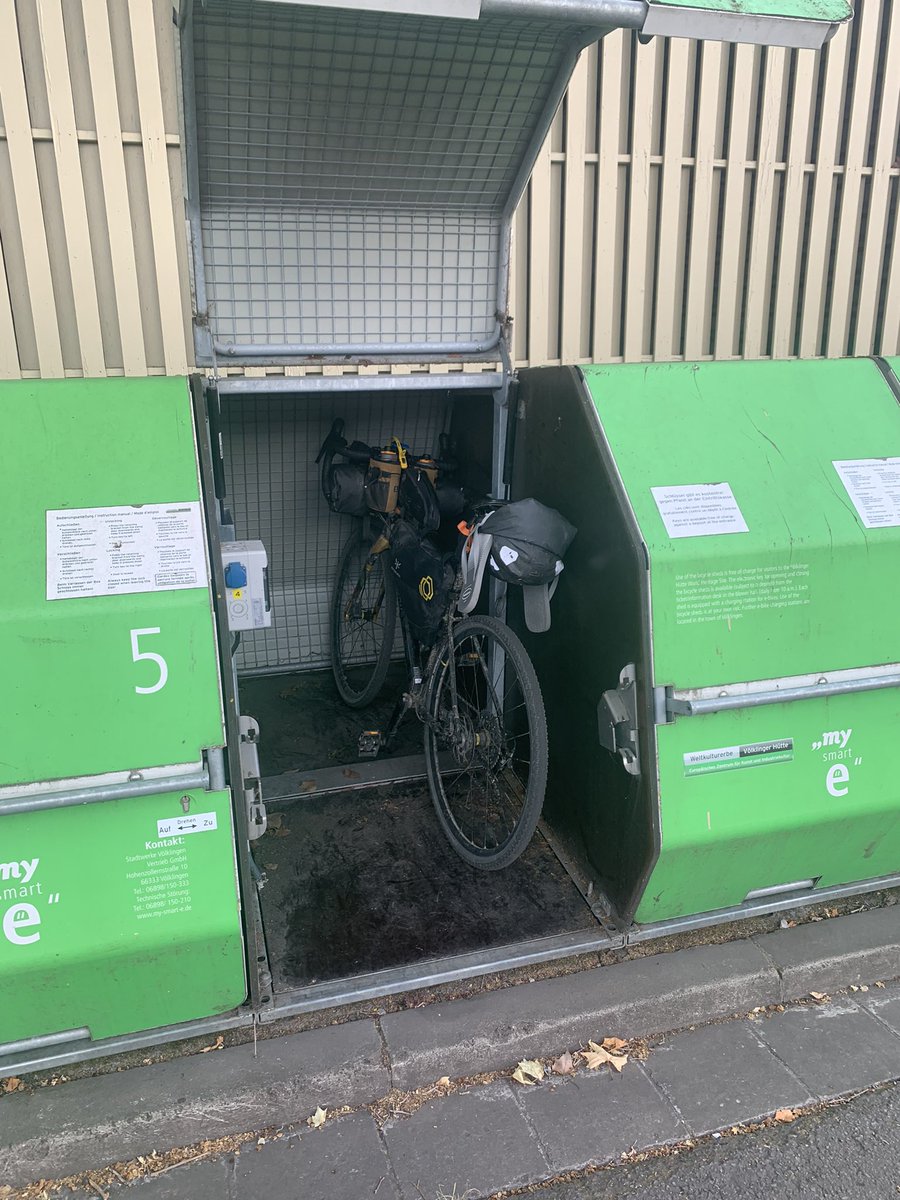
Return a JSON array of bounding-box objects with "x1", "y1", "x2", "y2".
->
[{"x1": 328, "y1": 460, "x2": 369, "y2": 517}]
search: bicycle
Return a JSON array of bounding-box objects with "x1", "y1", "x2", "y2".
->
[{"x1": 323, "y1": 435, "x2": 550, "y2": 871}]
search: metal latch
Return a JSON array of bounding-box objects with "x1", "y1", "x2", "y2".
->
[
  {"x1": 239, "y1": 715, "x2": 267, "y2": 840},
  {"x1": 598, "y1": 664, "x2": 641, "y2": 776}
]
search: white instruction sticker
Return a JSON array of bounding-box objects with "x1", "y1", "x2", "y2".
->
[
  {"x1": 651, "y1": 483, "x2": 749, "y2": 539},
  {"x1": 47, "y1": 502, "x2": 208, "y2": 600},
  {"x1": 157, "y1": 812, "x2": 218, "y2": 838},
  {"x1": 833, "y1": 458, "x2": 900, "y2": 529}
]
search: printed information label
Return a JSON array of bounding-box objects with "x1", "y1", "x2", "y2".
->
[
  {"x1": 157, "y1": 812, "x2": 218, "y2": 838},
  {"x1": 651, "y1": 483, "x2": 749, "y2": 539},
  {"x1": 833, "y1": 458, "x2": 900, "y2": 529},
  {"x1": 683, "y1": 739, "x2": 794, "y2": 777},
  {"x1": 47, "y1": 502, "x2": 208, "y2": 600}
]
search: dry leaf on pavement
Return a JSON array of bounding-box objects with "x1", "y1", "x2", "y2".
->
[
  {"x1": 580, "y1": 1042, "x2": 613, "y2": 1070},
  {"x1": 808, "y1": 991, "x2": 830, "y2": 1003},
  {"x1": 308, "y1": 1106, "x2": 327, "y2": 1129},
  {"x1": 551, "y1": 1052, "x2": 576, "y2": 1076},
  {"x1": 581, "y1": 1041, "x2": 628, "y2": 1072},
  {"x1": 199, "y1": 1035, "x2": 224, "y2": 1054},
  {"x1": 774, "y1": 1109, "x2": 797, "y2": 1123},
  {"x1": 1, "y1": 1077, "x2": 23, "y2": 1093},
  {"x1": 436, "y1": 1076, "x2": 451, "y2": 1088},
  {"x1": 512, "y1": 1059, "x2": 545, "y2": 1086},
  {"x1": 602, "y1": 1038, "x2": 628, "y2": 1052}
]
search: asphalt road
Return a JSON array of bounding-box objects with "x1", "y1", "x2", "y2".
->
[{"x1": 536, "y1": 1082, "x2": 900, "y2": 1200}]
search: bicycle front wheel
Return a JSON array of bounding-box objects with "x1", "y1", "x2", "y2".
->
[
  {"x1": 424, "y1": 615, "x2": 548, "y2": 870},
  {"x1": 330, "y1": 527, "x2": 397, "y2": 708}
]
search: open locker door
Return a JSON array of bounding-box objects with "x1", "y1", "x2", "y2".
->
[{"x1": 0, "y1": 378, "x2": 246, "y2": 1053}]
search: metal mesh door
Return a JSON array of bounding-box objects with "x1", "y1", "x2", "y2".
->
[
  {"x1": 221, "y1": 390, "x2": 454, "y2": 672},
  {"x1": 190, "y1": 2, "x2": 588, "y2": 358}
]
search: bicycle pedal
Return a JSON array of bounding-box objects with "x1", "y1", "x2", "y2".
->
[{"x1": 358, "y1": 729, "x2": 383, "y2": 758}]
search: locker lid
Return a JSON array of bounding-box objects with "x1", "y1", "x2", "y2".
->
[
  {"x1": 642, "y1": 0, "x2": 850, "y2": 49},
  {"x1": 187, "y1": 1, "x2": 851, "y2": 365}
]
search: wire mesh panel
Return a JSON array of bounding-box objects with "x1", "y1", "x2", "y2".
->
[
  {"x1": 221, "y1": 390, "x2": 455, "y2": 672},
  {"x1": 191, "y1": 1, "x2": 586, "y2": 354}
]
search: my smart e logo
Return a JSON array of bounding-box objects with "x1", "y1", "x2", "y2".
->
[
  {"x1": 3, "y1": 904, "x2": 40, "y2": 946},
  {"x1": 2, "y1": 857, "x2": 44, "y2": 946}
]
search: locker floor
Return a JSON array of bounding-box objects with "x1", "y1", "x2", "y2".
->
[
  {"x1": 244, "y1": 669, "x2": 603, "y2": 990},
  {"x1": 240, "y1": 666, "x2": 423, "y2": 775},
  {"x1": 254, "y1": 782, "x2": 601, "y2": 990}
]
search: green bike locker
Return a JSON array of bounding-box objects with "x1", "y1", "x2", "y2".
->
[
  {"x1": 1, "y1": 0, "x2": 877, "y2": 1075},
  {"x1": 0, "y1": 378, "x2": 247, "y2": 1049},
  {"x1": 513, "y1": 357, "x2": 900, "y2": 930}
]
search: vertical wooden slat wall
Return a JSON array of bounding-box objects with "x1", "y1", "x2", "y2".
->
[
  {"x1": 0, "y1": 1, "x2": 896, "y2": 381},
  {"x1": 0, "y1": 0, "x2": 189, "y2": 379},
  {"x1": 512, "y1": 0, "x2": 900, "y2": 367}
]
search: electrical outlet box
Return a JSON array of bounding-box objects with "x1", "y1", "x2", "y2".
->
[{"x1": 220, "y1": 540, "x2": 271, "y2": 631}]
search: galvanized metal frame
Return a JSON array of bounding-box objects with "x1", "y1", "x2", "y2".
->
[
  {"x1": 627, "y1": 872, "x2": 900, "y2": 942},
  {"x1": 180, "y1": 2, "x2": 618, "y2": 365},
  {"x1": 191, "y1": 375, "x2": 271, "y2": 1013},
  {"x1": 0, "y1": 770, "x2": 211, "y2": 816},
  {"x1": 214, "y1": 372, "x2": 505, "y2": 396}
]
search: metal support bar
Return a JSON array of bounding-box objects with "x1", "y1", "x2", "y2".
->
[
  {"x1": 214, "y1": 334, "x2": 502, "y2": 360},
  {"x1": 0, "y1": 1027, "x2": 91, "y2": 1058},
  {"x1": 206, "y1": 747, "x2": 226, "y2": 792},
  {"x1": 628, "y1": 872, "x2": 900, "y2": 943},
  {"x1": 481, "y1": 0, "x2": 646, "y2": 23},
  {"x1": 0, "y1": 770, "x2": 210, "y2": 816},
  {"x1": 213, "y1": 373, "x2": 504, "y2": 396},
  {"x1": 668, "y1": 672, "x2": 900, "y2": 716}
]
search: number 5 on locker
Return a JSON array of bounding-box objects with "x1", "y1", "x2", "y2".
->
[{"x1": 130, "y1": 627, "x2": 169, "y2": 694}]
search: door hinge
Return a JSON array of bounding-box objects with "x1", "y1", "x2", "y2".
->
[{"x1": 239, "y1": 715, "x2": 266, "y2": 840}]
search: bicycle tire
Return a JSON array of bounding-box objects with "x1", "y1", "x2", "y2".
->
[
  {"x1": 330, "y1": 526, "x2": 397, "y2": 708},
  {"x1": 423, "y1": 614, "x2": 548, "y2": 870}
]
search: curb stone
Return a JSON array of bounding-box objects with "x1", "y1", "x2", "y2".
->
[{"x1": 1, "y1": 908, "x2": 898, "y2": 1188}]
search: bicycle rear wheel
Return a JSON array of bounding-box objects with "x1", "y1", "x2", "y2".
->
[
  {"x1": 424, "y1": 615, "x2": 548, "y2": 870},
  {"x1": 330, "y1": 527, "x2": 397, "y2": 708}
]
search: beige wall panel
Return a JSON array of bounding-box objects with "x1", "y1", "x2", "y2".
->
[
  {"x1": 0, "y1": 1, "x2": 896, "y2": 380},
  {"x1": 0, "y1": 229, "x2": 20, "y2": 376},
  {"x1": 854, "y1": 3, "x2": 900, "y2": 354},
  {"x1": 742, "y1": 47, "x2": 786, "y2": 359},
  {"x1": 0, "y1": 0, "x2": 188, "y2": 380},
  {"x1": 655, "y1": 38, "x2": 690, "y2": 359},
  {"x1": 128, "y1": 0, "x2": 188, "y2": 374},
  {"x1": 592, "y1": 30, "x2": 626, "y2": 361},
  {"x1": 82, "y1": 0, "x2": 149, "y2": 375},
  {"x1": 826, "y1": 0, "x2": 881, "y2": 357},
  {"x1": 682, "y1": 40, "x2": 724, "y2": 360},
  {"x1": 770, "y1": 49, "x2": 816, "y2": 359},
  {"x1": 38, "y1": 0, "x2": 106, "y2": 376},
  {"x1": 560, "y1": 53, "x2": 588, "y2": 365},
  {"x1": 521, "y1": 0, "x2": 897, "y2": 366},
  {"x1": 0, "y1": 0, "x2": 63, "y2": 376},
  {"x1": 0, "y1": 139, "x2": 39, "y2": 372}
]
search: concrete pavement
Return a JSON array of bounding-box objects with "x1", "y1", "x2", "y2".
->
[{"x1": 1, "y1": 904, "x2": 898, "y2": 1196}]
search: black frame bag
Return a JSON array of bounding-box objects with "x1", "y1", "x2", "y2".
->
[{"x1": 388, "y1": 519, "x2": 454, "y2": 647}]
